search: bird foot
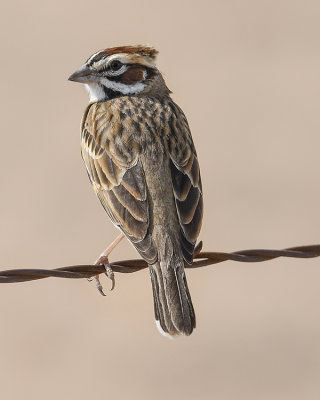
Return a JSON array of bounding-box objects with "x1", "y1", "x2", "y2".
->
[
  {"x1": 88, "y1": 255, "x2": 115, "y2": 296},
  {"x1": 88, "y1": 233, "x2": 124, "y2": 296}
]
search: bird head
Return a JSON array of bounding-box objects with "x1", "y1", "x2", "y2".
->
[{"x1": 69, "y1": 45, "x2": 170, "y2": 102}]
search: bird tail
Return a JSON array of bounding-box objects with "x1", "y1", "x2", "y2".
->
[{"x1": 149, "y1": 236, "x2": 195, "y2": 337}]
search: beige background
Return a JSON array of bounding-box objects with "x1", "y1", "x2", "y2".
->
[{"x1": 0, "y1": 0, "x2": 319, "y2": 399}]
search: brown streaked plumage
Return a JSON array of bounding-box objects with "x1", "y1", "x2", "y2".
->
[{"x1": 69, "y1": 45, "x2": 203, "y2": 337}]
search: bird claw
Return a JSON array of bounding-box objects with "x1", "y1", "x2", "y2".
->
[
  {"x1": 104, "y1": 264, "x2": 115, "y2": 291},
  {"x1": 90, "y1": 255, "x2": 115, "y2": 295},
  {"x1": 94, "y1": 275, "x2": 106, "y2": 296}
]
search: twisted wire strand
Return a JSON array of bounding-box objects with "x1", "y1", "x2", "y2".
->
[{"x1": 0, "y1": 242, "x2": 319, "y2": 284}]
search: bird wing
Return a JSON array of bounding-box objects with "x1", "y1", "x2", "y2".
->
[
  {"x1": 166, "y1": 101, "x2": 203, "y2": 264},
  {"x1": 81, "y1": 102, "x2": 157, "y2": 264},
  {"x1": 81, "y1": 99, "x2": 202, "y2": 265}
]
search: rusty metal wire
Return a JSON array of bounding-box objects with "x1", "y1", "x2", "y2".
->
[{"x1": 0, "y1": 242, "x2": 319, "y2": 284}]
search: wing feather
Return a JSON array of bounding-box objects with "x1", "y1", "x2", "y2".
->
[
  {"x1": 81, "y1": 102, "x2": 157, "y2": 264},
  {"x1": 167, "y1": 102, "x2": 203, "y2": 264}
]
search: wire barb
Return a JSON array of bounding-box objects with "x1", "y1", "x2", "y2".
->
[{"x1": 0, "y1": 242, "x2": 319, "y2": 284}]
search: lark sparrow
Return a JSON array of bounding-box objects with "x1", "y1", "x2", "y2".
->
[{"x1": 69, "y1": 46, "x2": 203, "y2": 337}]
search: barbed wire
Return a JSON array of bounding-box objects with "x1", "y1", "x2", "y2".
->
[{"x1": 0, "y1": 242, "x2": 319, "y2": 284}]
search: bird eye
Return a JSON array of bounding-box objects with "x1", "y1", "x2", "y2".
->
[{"x1": 110, "y1": 60, "x2": 122, "y2": 71}]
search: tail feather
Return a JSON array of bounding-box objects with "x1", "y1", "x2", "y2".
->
[{"x1": 149, "y1": 258, "x2": 195, "y2": 337}]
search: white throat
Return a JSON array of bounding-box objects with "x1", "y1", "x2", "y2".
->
[{"x1": 85, "y1": 83, "x2": 105, "y2": 102}]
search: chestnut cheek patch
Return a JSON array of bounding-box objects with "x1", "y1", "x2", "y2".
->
[{"x1": 121, "y1": 66, "x2": 145, "y2": 85}]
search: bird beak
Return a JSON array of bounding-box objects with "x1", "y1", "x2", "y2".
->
[{"x1": 68, "y1": 64, "x2": 94, "y2": 83}]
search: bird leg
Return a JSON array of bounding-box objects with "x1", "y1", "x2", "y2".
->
[{"x1": 90, "y1": 233, "x2": 125, "y2": 296}]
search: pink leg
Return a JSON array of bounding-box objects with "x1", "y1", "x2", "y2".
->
[{"x1": 91, "y1": 233, "x2": 125, "y2": 296}]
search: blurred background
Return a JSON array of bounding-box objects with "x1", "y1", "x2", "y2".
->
[{"x1": 0, "y1": 0, "x2": 319, "y2": 399}]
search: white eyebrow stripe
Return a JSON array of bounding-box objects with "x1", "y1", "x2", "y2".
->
[
  {"x1": 107, "y1": 53, "x2": 156, "y2": 68},
  {"x1": 92, "y1": 58, "x2": 107, "y2": 69}
]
